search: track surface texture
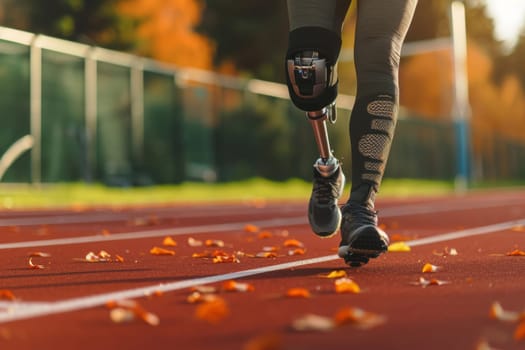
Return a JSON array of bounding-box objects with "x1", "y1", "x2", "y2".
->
[{"x1": 0, "y1": 189, "x2": 524, "y2": 350}]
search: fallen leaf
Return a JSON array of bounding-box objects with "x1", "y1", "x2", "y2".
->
[
  {"x1": 506, "y1": 249, "x2": 525, "y2": 256},
  {"x1": 333, "y1": 307, "x2": 387, "y2": 329},
  {"x1": 223, "y1": 280, "x2": 255, "y2": 292},
  {"x1": 213, "y1": 255, "x2": 240, "y2": 263},
  {"x1": 291, "y1": 314, "x2": 335, "y2": 332},
  {"x1": 205, "y1": 239, "x2": 225, "y2": 247},
  {"x1": 109, "y1": 307, "x2": 135, "y2": 324},
  {"x1": 244, "y1": 224, "x2": 260, "y2": 233},
  {"x1": 115, "y1": 255, "x2": 125, "y2": 263},
  {"x1": 334, "y1": 278, "x2": 361, "y2": 294},
  {"x1": 283, "y1": 239, "x2": 304, "y2": 248},
  {"x1": 101, "y1": 229, "x2": 111, "y2": 236},
  {"x1": 515, "y1": 321, "x2": 525, "y2": 340},
  {"x1": 410, "y1": 277, "x2": 450, "y2": 287},
  {"x1": 258, "y1": 231, "x2": 273, "y2": 239},
  {"x1": 285, "y1": 288, "x2": 311, "y2": 298},
  {"x1": 489, "y1": 302, "x2": 521, "y2": 322},
  {"x1": 188, "y1": 237, "x2": 203, "y2": 247},
  {"x1": 511, "y1": 225, "x2": 525, "y2": 232},
  {"x1": 422, "y1": 263, "x2": 440, "y2": 273},
  {"x1": 0, "y1": 290, "x2": 16, "y2": 301},
  {"x1": 387, "y1": 242, "x2": 411, "y2": 252},
  {"x1": 288, "y1": 248, "x2": 306, "y2": 256},
  {"x1": 28, "y1": 257, "x2": 45, "y2": 269},
  {"x1": 162, "y1": 236, "x2": 177, "y2": 247},
  {"x1": 149, "y1": 247, "x2": 175, "y2": 256},
  {"x1": 106, "y1": 299, "x2": 159, "y2": 326},
  {"x1": 255, "y1": 252, "x2": 277, "y2": 258},
  {"x1": 75, "y1": 251, "x2": 113, "y2": 263},
  {"x1": 432, "y1": 247, "x2": 458, "y2": 256},
  {"x1": 319, "y1": 270, "x2": 347, "y2": 279},
  {"x1": 195, "y1": 297, "x2": 230, "y2": 323}
]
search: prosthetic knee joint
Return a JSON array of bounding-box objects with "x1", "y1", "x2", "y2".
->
[{"x1": 286, "y1": 49, "x2": 339, "y2": 176}]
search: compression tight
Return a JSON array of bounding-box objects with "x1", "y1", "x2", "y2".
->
[{"x1": 286, "y1": 0, "x2": 417, "y2": 204}]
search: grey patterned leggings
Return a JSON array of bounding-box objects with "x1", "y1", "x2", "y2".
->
[{"x1": 286, "y1": 0, "x2": 418, "y2": 201}]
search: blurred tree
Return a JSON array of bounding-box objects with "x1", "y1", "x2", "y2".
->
[
  {"x1": 197, "y1": 0, "x2": 288, "y2": 81},
  {"x1": 9, "y1": 0, "x2": 136, "y2": 50},
  {"x1": 118, "y1": 0, "x2": 214, "y2": 70}
]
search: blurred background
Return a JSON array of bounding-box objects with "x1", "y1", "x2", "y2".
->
[{"x1": 0, "y1": 0, "x2": 524, "y2": 190}]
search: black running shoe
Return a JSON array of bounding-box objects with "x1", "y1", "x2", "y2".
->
[
  {"x1": 308, "y1": 164, "x2": 345, "y2": 238},
  {"x1": 337, "y1": 202, "x2": 389, "y2": 267}
]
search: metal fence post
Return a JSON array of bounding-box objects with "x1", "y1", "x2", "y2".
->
[
  {"x1": 29, "y1": 35, "x2": 42, "y2": 184},
  {"x1": 85, "y1": 48, "x2": 98, "y2": 182}
]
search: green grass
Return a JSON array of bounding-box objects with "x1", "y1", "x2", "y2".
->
[{"x1": 0, "y1": 178, "x2": 457, "y2": 210}]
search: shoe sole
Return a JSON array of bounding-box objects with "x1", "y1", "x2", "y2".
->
[{"x1": 338, "y1": 225, "x2": 388, "y2": 267}]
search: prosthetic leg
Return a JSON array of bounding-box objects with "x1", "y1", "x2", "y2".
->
[
  {"x1": 286, "y1": 49, "x2": 345, "y2": 237},
  {"x1": 286, "y1": 50, "x2": 340, "y2": 176}
]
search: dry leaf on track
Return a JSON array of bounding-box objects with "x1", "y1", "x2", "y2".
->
[
  {"x1": 194, "y1": 297, "x2": 230, "y2": 324},
  {"x1": 421, "y1": 263, "x2": 440, "y2": 273},
  {"x1": 285, "y1": 288, "x2": 311, "y2": 299},
  {"x1": 334, "y1": 278, "x2": 361, "y2": 294},
  {"x1": 410, "y1": 277, "x2": 450, "y2": 287},
  {"x1": 162, "y1": 236, "x2": 177, "y2": 247},
  {"x1": 223, "y1": 280, "x2": 255, "y2": 292},
  {"x1": 387, "y1": 242, "x2": 411, "y2": 252},
  {"x1": 149, "y1": 247, "x2": 175, "y2": 256}
]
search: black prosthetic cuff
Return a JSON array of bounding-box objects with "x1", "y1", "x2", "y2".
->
[{"x1": 285, "y1": 27, "x2": 341, "y2": 111}]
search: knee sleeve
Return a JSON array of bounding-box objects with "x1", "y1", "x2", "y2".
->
[{"x1": 285, "y1": 27, "x2": 342, "y2": 111}]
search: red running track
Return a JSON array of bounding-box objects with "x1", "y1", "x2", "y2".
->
[{"x1": 0, "y1": 189, "x2": 524, "y2": 350}]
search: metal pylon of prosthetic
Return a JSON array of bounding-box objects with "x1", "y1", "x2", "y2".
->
[{"x1": 307, "y1": 102, "x2": 338, "y2": 176}]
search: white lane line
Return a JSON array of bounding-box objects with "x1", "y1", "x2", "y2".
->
[
  {"x1": 0, "y1": 255, "x2": 337, "y2": 323},
  {"x1": 2, "y1": 195, "x2": 523, "y2": 227},
  {"x1": 0, "y1": 217, "x2": 307, "y2": 250},
  {"x1": 0, "y1": 217, "x2": 524, "y2": 324},
  {"x1": 2, "y1": 196, "x2": 525, "y2": 250}
]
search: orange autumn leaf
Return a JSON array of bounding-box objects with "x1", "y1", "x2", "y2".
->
[
  {"x1": 195, "y1": 297, "x2": 230, "y2": 324},
  {"x1": 101, "y1": 229, "x2": 111, "y2": 236},
  {"x1": 387, "y1": 242, "x2": 411, "y2": 252},
  {"x1": 106, "y1": 299, "x2": 159, "y2": 326},
  {"x1": 288, "y1": 248, "x2": 306, "y2": 256},
  {"x1": 213, "y1": 255, "x2": 240, "y2": 263},
  {"x1": 262, "y1": 246, "x2": 279, "y2": 253},
  {"x1": 285, "y1": 288, "x2": 311, "y2": 298},
  {"x1": 222, "y1": 280, "x2": 255, "y2": 292},
  {"x1": 0, "y1": 290, "x2": 16, "y2": 301},
  {"x1": 205, "y1": 239, "x2": 225, "y2": 247},
  {"x1": 515, "y1": 321, "x2": 525, "y2": 340},
  {"x1": 319, "y1": 270, "x2": 347, "y2": 279},
  {"x1": 258, "y1": 231, "x2": 273, "y2": 239},
  {"x1": 115, "y1": 255, "x2": 125, "y2": 263},
  {"x1": 244, "y1": 224, "x2": 260, "y2": 233},
  {"x1": 162, "y1": 236, "x2": 177, "y2": 247},
  {"x1": 283, "y1": 239, "x2": 304, "y2": 248},
  {"x1": 150, "y1": 246, "x2": 175, "y2": 256},
  {"x1": 422, "y1": 263, "x2": 440, "y2": 273},
  {"x1": 333, "y1": 307, "x2": 386, "y2": 329},
  {"x1": 410, "y1": 277, "x2": 450, "y2": 287},
  {"x1": 506, "y1": 249, "x2": 525, "y2": 256},
  {"x1": 489, "y1": 301, "x2": 521, "y2": 322},
  {"x1": 334, "y1": 278, "x2": 361, "y2": 294}
]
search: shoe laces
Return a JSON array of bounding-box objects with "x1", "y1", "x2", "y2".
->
[{"x1": 312, "y1": 173, "x2": 340, "y2": 205}]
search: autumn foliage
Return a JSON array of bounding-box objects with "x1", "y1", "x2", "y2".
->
[{"x1": 118, "y1": 0, "x2": 214, "y2": 69}]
